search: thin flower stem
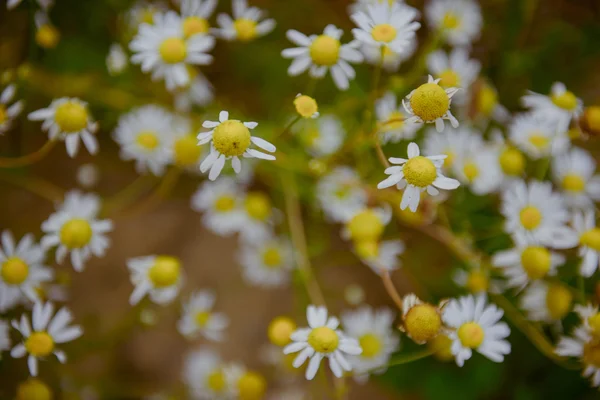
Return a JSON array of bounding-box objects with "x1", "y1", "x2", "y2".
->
[
  {"x1": 0, "y1": 139, "x2": 56, "y2": 168},
  {"x1": 384, "y1": 348, "x2": 434, "y2": 369},
  {"x1": 272, "y1": 115, "x2": 301, "y2": 141},
  {"x1": 0, "y1": 171, "x2": 64, "y2": 202},
  {"x1": 101, "y1": 175, "x2": 156, "y2": 217},
  {"x1": 119, "y1": 168, "x2": 181, "y2": 218},
  {"x1": 381, "y1": 269, "x2": 404, "y2": 312}
]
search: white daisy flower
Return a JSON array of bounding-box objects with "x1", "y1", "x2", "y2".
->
[
  {"x1": 238, "y1": 191, "x2": 277, "y2": 244},
  {"x1": 127, "y1": 1, "x2": 168, "y2": 28},
  {"x1": 426, "y1": 0, "x2": 482, "y2": 47},
  {"x1": 492, "y1": 235, "x2": 565, "y2": 290},
  {"x1": 106, "y1": 43, "x2": 128, "y2": 76},
  {"x1": 0, "y1": 84, "x2": 24, "y2": 134},
  {"x1": 0, "y1": 319, "x2": 10, "y2": 352},
  {"x1": 573, "y1": 303, "x2": 600, "y2": 335},
  {"x1": 360, "y1": 36, "x2": 416, "y2": 72},
  {"x1": 28, "y1": 97, "x2": 99, "y2": 158},
  {"x1": 170, "y1": 115, "x2": 205, "y2": 171},
  {"x1": 520, "y1": 281, "x2": 572, "y2": 323},
  {"x1": 33, "y1": 11, "x2": 59, "y2": 49},
  {"x1": 198, "y1": 110, "x2": 276, "y2": 181},
  {"x1": 341, "y1": 306, "x2": 399, "y2": 377},
  {"x1": 488, "y1": 130, "x2": 526, "y2": 187},
  {"x1": 41, "y1": 191, "x2": 112, "y2": 272},
  {"x1": 0, "y1": 231, "x2": 53, "y2": 312},
  {"x1": 500, "y1": 179, "x2": 577, "y2": 249},
  {"x1": 281, "y1": 25, "x2": 363, "y2": 91},
  {"x1": 375, "y1": 92, "x2": 419, "y2": 144},
  {"x1": 402, "y1": 75, "x2": 460, "y2": 132},
  {"x1": 11, "y1": 301, "x2": 83, "y2": 376},
  {"x1": 427, "y1": 48, "x2": 480, "y2": 95},
  {"x1": 190, "y1": 177, "x2": 245, "y2": 236},
  {"x1": 316, "y1": 166, "x2": 368, "y2": 223},
  {"x1": 215, "y1": 0, "x2": 275, "y2": 42},
  {"x1": 364, "y1": 240, "x2": 405, "y2": 274},
  {"x1": 422, "y1": 125, "x2": 473, "y2": 172},
  {"x1": 453, "y1": 266, "x2": 500, "y2": 294},
  {"x1": 342, "y1": 206, "x2": 392, "y2": 247},
  {"x1": 552, "y1": 147, "x2": 600, "y2": 209},
  {"x1": 127, "y1": 255, "x2": 184, "y2": 306},
  {"x1": 509, "y1": 113, "x2": 570, "y2": 160},
  {"x1": 442, "y1": 294, "x2": 511, "y2": 367},
  {"x1": 76, "y1": 163, "x2": 100, "y2": 189},
  {"x1": 113, "y1": 105, "x2": 174, "y2": 176},
  {"x1": 130, "y1": 11, "x2": 215, "y2": 91},
  {"x1": 471, "y1": 80, "x2": 510, "y2": 123},
  {"x1": 351, "y1": 1, "x2": 420, "y2": 58},
  {"x1": 521, "y1": 82, "x2": 583, "y2": 132},
  {"x1": 283, "y1": 305, "x2": 362, "y2": 380},
  {"x1": 573, "y1": 210, "x2": 600, "y2": 277},
  {"x1": 556, "y1": 319, "x2": 600, "y2": 387},
  {"x1": 183, "y1": 348, "x2": 228, "y2": 399},
  {"x1": 294, "y1": 114, "x2": 345, "y2": 157},
  {"x1": 180, "y1": 0, "x2": 217, "y2": 37},
  {"x1": 238, "y1": 237, "x2": 294, "y2": 288},
  {"x1": 174, "y1": 71, "x2": 214, "y2": 112},
  {"x1": 348, "y1": 0, "x2": 405, "y2": 14},
  {"x1": 223, "y1": 363, "x2": 267, "y2": 399},
  {"x1": 177, "y1": 290, "x2": 229, "y2": 341},
  {"x1": 378, "y1": 142, "x2": 460, "y2": 212},
  {"x1": 453, "y1": 140, "x2": 503, "y2": 195},
  {"x1": 400, "y1": 294, "x2": 445, "y2": 344}
]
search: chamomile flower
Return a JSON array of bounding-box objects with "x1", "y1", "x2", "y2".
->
[
  {"x1": 427, "y1": 48, "x2": 480, "y2": 93},
  {"x1": 375, "y1": 92, "x2": 419, "y2": 144},
  {"x1": 500, "y1": 180, "x2": 577, "y2": 249},
  {"x1": 426, "y1": 0, "x2": 482, "y2": 47},
  {"x1": 127, "y1": 1, "x2": 168, "y2": 28},
  {"x1": 295, "y1": 114, "x2": 345, "y2": 157},
  {"x1": 11, "y1": 301, "x2": 83, "y2": 376},
  {"x1": 198, "y1": 110, "x2": 276, "y2": 180},
  {"x1": 0, "y1": 84, "x2": 24, "y2": 134},
  {"x1": 316, "y1": 166, "x2": 368, "y2": 223},
  {"x1": 130, "y1": 11, "x2": 215, "y2": 91},
  {"x1": 350, "y1": 1, "x2": 420, "y2": 57},
  {"x1": 180, "y1": 0, "x2": 217, "y2": 37},
  {"x1": 521, "y1": 82, "x2": 583, "y2": 131},
  {"x1": 442, "y1": 294, "x2": 511, "y2": 367},
  {"x1": 223, "y1": 363, "x2": 267, "y2": 400},
  {"x1": 41, "y1": 191, "x2": 112, "y2": 272},
  {"x1": 282, "y1": 25, "x2": 363, "y2": 91},
  {"x1": 293, "y1": 94, "x2": 319, "y2": 119},
  {"x1": 492, "y1": 235, "x2": 565, "y2": 290},
  {"x1": 471, "y1": 80, "x2": 510, "y2": 123},
  {"x1": 170, "y1": 115, "x2": 205, "y2": 170},
  {"x1": 28, "y1": 98, "x2": 98, "y2": 158},
  {"x1": 342, "y1": 206, "x2": 392, "y2": 258},
  {"x1": 341, "y1": 306, "x2": 399, "y2": 377},
  {"x1": 556, "y1": 320, "x2": 600, "y2": 387},
  {"x1": 283, "y1": 305, "x2": 362, "y2": 380},
  {"x1": 422, "y1": 125, "x2": 473, "y2": 171},
  {"x1": 552, "y1": 147, "x2": 600, "y2": 209},
  {"x1": 238, "y1": 191, "x2": 277, "y2": 244},
  {"x1": 509, "y1": 113, "x2": 569, "y2": 160},
  {"x1": 106, "y1": 43, "x2": 128, "y2": 76},
  {"x1": 572, "y1": 210, "x2": 600, "y2": 277},
  {"x1": 453, "y1": 141, "x2": 503, "y2": 195},
  {"x1": 364, "y1": 240, "x2": 405, "y2": 273},
  {"x1": 216, "y1": 0, "x2": 275, "y2": 42},
  {"x1": 174, "y1": 71, "x2": 214, "y2": 112},
  {"x1": 453, "y1": 266, "x2": 498, "y2": 294},
  {"x1": 113, "y1": 105, "x2": 173, "y2": 176},
  {"x1": 0, "y1": 231, "x2": 52, "y2": 312},
  {"x1": 361, "y1": 36, "x2": 416, "y2": 72},
  {"x1": 0, "y1": 319, "x2": 9, "y2": 351},
  {"x1": 183, "y1": 348, "x2": 228, "y2": 399},
  {"x1": 520, "y1": 281, "x2": 572, "y2": 323},
  {"x1": 76, "y1": 164, "x2": 100, "y2": 189},
  {"x1": 400, "y1": 294, "x2": 444, "y2": 344},
  {"x1": 489, "y1": 130, "x2": 526, "y2": 185},
  {"x1": 348, "y1": 0, "x2": 404, "y2": 14},
  {"x1": 238, "y1": 237, "x2": 294, "y2": 288},
  {"x1": 177, "y1": 290, "x2": 229, "y2": 341},
  {"x1": 402, "y1": 75, "x2": 460, "y2": 132},
  {"x1": 191, "y1": 178, "x2": 245, "y2": 236},
  {"x1": 128, "y1": 255, "x2": 183, "y2": 306},
  {"x1": 378, "y1": 142, "x2": 460, "y2": 212},
  {"x1": 34, "y1": 11, "x2": 59, "y2": 49}
]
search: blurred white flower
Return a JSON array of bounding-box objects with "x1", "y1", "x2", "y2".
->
[{"x1": 178, "y1": 290, "x2": 229, "y2": 341}]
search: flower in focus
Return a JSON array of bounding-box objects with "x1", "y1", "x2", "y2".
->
[
  {"x1": 224, "y1": 363, "x2": 267, "y2": 400},
  {"x1": 375, "y1": 92, "x2": 419, "y2": 144},
  {"x1": 400, "y1": 294, "x2": 444, "y2": 344},
  {"x1": 294, "y1": 114, "x2": 346, "y2": 157},
  {"x1": 28, "y1": 97, "x2": 98, "y2": 158},
  {"x1": 41, "y1": 191, "x2": 112, "y2": 272},
  {"x1": 0, "y1": 84, "x2": 24, "y2": 134},
  {"x1": 282, "y1": 25, "x2": 363, "y2": 91},
  {"x1": 521, "y1": 82, "x2": 583, "y2": 132},
  {"x1": 520, "y1": 281, "x2": 572, "y2": 323},
  {"x1": 198, "y1": 110, "x2": 276, "y2": 181},
  {"x1": 316, "y1": 166, "x2": 368, "y2": 223},
  {"x1": 442, "y1": 294, "x2": 511, "y2": 367},
  {"x1": 106, "y1": 43, "x2": 128, "y2": 76},
  {"x1": 378, "y1": 142, "x2": 460, "y2": 212},
  {"x1": 552, "y1": 147, "x2": 600, "y2": 209},
  {"x1": 191, "y1": 178, "x2": 245, "y2": 236},
  {"x1": 426, "y1": 0, "x2": 482, "y2": 47},
  {"x1": 402, "y1": 75, "x2": 460, "y2": 132},
  {"x1": 294, "y1": 94, "x2": 319, "y2": 119},
  {"x1": 127, "y1": 255, "x2": 184, "y2": 305},
  {"x1": 177, "y1": 289, "x2": 229, "y2": 341},
  {"x1": 509, "y1": 113, "x2": 569, "y2": 160},
  {"x1": 238, "y1": 236, "x2": 294, "y2": 288},
  {"x1": 11, "y1": 301, "x2": 83, "y2": 376},
  {"x1": 427, "y1": 48, "x2": 480, "y2": 93},
  {"x1": 216, "y1": 0, "x2": 275, "y2": 42},
  {"x1": 183, "y1": 348, "x2": 228, "y2": 398},
  {"x1": 573, "y1": 210, "x2": 600, "y2": 277},
  {"x1": 283, "y1": 305, "x2": 362, "y2": 380}
]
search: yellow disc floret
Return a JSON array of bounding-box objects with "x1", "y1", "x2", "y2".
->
[
  {"x1": 428, "y1": 334, "x2": 454, "y2": 362},
  {"x1": 359, "y1": 333, "x2": 383, "y2": 358},
  {"x1": 551, "y1": 91, "x2": 578, "y2": 111},
  {"x1": 308, "y1": 326, "x2": 339, "y2": 353},
  {"x1": 458, "y1": 322, "x2": 484, "y2": 348},
  {"x1": 268, "y1": 316, "x2": 296, "y2": 347},
  {"x1": 148, "y1": 256, "x2": 181, "y2": 288},
  {"x1": 519, "y1": 206, "x2": 542, "y2": 230},
  {"x1": 347, "y1": 209, "x2": 385, "y2": 242},
  {"x1": 244, "y1": 192, "x2": 271, "y2": 221},
  {"x1": 371, "y1": 24, "x2": 397, "y2": 43},
  {"x1": 54, "y1": 101, "x2": 89, "y2": 133},
  {"x1": 136, "y1": 131, "x2": 160, "y2": 151},
  {"x1": 439, "y1": 69, "x2": 460, "y2": 88},
  {"x1": 580, "y1": 228, "x2": 600, "y2": 251},
  {"x1": 0, "y1": 105, "x2": 6, "y2": 124},
  {"x1": 1, "y1": 256, "x2": 29, "y2": 285},
  {"x1": 545, "y1": 283, "x2": 572, "y2": 320},
  {"x1": 60, "y1": 218, "x2": 92, "y2": 249},
  {"x1": 381, "y1": 111, "x2": 405, "y2": 132},
  {"x1": 404, "y1": 303, "x2": 442, "y2": 343},
  {"x1": 237, "y1": 371, "x2": 266, "y2": 400},
  {"x1": 583, "y1": 341, "x2": 600, "y2": 368},
  {"x1": 562, "y1": 173, "x2": 585, "y2": 193},
  {"x1": 206, "y1": 369, "x2": 226, "y2": 393},
  {"x1": 25, "y1": 332, "x2": 54, "y2": 357},
  {"x1": 403, "y1": 156, "x2": 437, "y2": 187},
  {"x1": 462, "y1": 162, "x2": 479, "y2": 182},
  {"x1": 588, "y1": 313, "x2": 600, "y2": 337},
  {"x1": 173, "y1": 135, "x2": 201, "y2": 166},
  {"x1": 195, "y1": 311, "x2": 211, "y2": 327},
  {"x1": 262, "y1": 247, "x2": 282, "y2": 268},
  {"x1": 214, "y1": 195, "x2": 236, "y2": 212},
  {"x1": 159, "y1": 38, "x2": 187, "y2": 64},
  {"x1": 183, "y1": 16, "x2": 209, "y2": 38},
  {"x1": 234, "y1": 19, "x2": 258, "y2": 42},
  {"x1": 466, "y1": 271, "x2": 489, "y2": 293},
  {"x1": 477, "y1": 83, "x2": 498, "y2": 117},
  {"x1": 499, "y1": 147, "x2": 525, "y2": 176},
  {"x1": 520, "y1": 246, "x2": 551, "y2": 280},
  {"x1": 212, "y1": 120, "x2": 251, "y2": 157},
  {"x1": 16, "y1": 379, "x2": 53, "y2": 400},
  {"x1": 355, "y1": 240, "x2": 379, "y2": 260},
  {"x1": 528, "y1": 133, "x2": 549, "y2": 150},
  {"x1": 310, "y1": 35, "x2": 340, "y2": 66},
  {"x1": 36, "y1": 25, "x2": 60, "y2": 49},
  {"x1": 409, "y1": 83, "x2": 450, "y2": 122},
  {"x1": 294, "y1": 95, "x2": 318, "y2": 118},
  {"x1": 582, "y1": 106, "x2": 600, "y2": 135},
  {"x1": 441, "y1": 12, "x2": 460, "y2": 30}
]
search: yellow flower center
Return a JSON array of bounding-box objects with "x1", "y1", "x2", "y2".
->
[
  {"x1": 477, "y1": 84, "x2": 498, "y2": 116},
  {"x1": 562, "y1": 173, "x2": 585, "y2": 193},
  {"x1": 588, "y1": 313, "x2": 600, "y2": 337},
  {"x1": 466, "y1": 271, "x2": 489, "y2": 293},
  {"x1": 173, "y1": 135, "x2": 201, "y2": 166},
  {"x1": 371, "y1": 24, "x2": 397, "y2": 43},
  {"x1": 195, "y1": 311, "x2": 211, "y2": 327},
  {"x1": 54, "y1": 101, "x2": 89, "y2": 133},
  {"x1": 580, "y1": 228, "x2": 600, "y2": 251},
  {"x1": 347, "y1": 209, "x2": 385, "y2": 242},
  {"x1": 294, "y1": 95, "x2": 318, "y2": 118},
  {"x1": 262, "y1": 247, "x2": 282, "y2": 268},
  {"x1": 309, "y1": 35, "x2": 341, "y2": 66},
  {"x1": 307, "y1": 326, "x2": 339, "y2": 353},
  {"x1": 1, "y1": 256, "x2": 29, "y2": 285},
  {"x1": 444, "y1": 150, "x2": 455, "y2": 168},
  {"x1": 147, "y1": 255, "x2": 180, "y2": 288},
  {"x1": 442, "y1": 12, "x2": 461, "y2": 29},
  {"x1": 234, "y1": 18, "x2": 258, "y2": 42},
  {"x1": 237, "y1": 371, "x2": 266, "y2": 400},
  {"x1": 334, "y1": 185, "x2": 351, "y2": 199},
  {"x1": 244, "y1": 192, "x2": 271, "y2": 221},
  {"x1": 583, "y1": 341, "x2": 600, "y2": 368},
  {"x1": 60, "y1": 218, "x2": 92, "y2": 249},
  {"x1": 545, "y1": 283, "x2": 572, "y2": 320},
  {"x1": 520, "y1": 246, "x2": 551, "y2": 280},
  {"x1": 0, "y1": 105, "x2": 6, "y2": 124},
  {"x1": 551, "y1": 90, "x2": 578, "y2": 111},
  {"x1": 212, "y1": 120, "x2": 251, "y2": 157},
  {"x1": 404, "y1": 303, "x2": 442, "y2": 343},
  {"x1": 499, "y1": 147, "x2": 525, "y2": 176},
  {"x1": 381, "y1": 110, "x2": 405, "y2": 132},
  {"x1": 519, "y1": 206, "x2": 542, "y2": 230},
  {"x1": 268, "y1": 316, "x2": 296, "y2": 347},
  {"x1": 355, "y1": 240, "x2": 379, "y2": 260},
  {"x1": 528, "y1": 133, "x2": 549, "y2": 149},
  {"x1": 403, "y1": 156, "x2": 437, "y2": 187},
  {"x1": 428, "y1": 334, "x2": 454, "y2": 362},
  {"x1": 159, "y1": 37, "x2": 187, "y2": 64},
  {"x1": 359, "y1": 333, "x2": 383, "y2": 358},
  {"x1": 16, "y1": 378, "x2": 53, "y2": 400},
  {"x1": 463, "y1": 161, "x2": 479, "y2": 182},
  {"x1": 25, "y1": 332, "x2": 54, "y2": 357},
  {"x1": 214, "y1": 195, "x2": 236, "y2": 212},
  {"x1": 409, "y1": 83, "x2": 450, "y2": 122},
  {"x1": 35, "y1": 24, "x2": 60, "y2": 49},
  {"x1": 439, "y1": 69, "x2": 460, "y2": 88},
  {"x1": 183, "y1": 16, "x2": 209, "y2": 38},
  {"x1": 136, "y1": 131, "x2": 160, "y2": 151},
  {"x1": 584, "y1": 106, "x2": 600, "y2": 133},
  {"x1": 457, "y1": 322, "x2": 484, "y2": 348},
  {"x1": 206, "y1": 369, "x2": 226, "y2": 392}
]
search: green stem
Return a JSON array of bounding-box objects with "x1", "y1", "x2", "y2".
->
[{"x1": 384, "y1": 348, "x2": 434, "y2": 369}]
